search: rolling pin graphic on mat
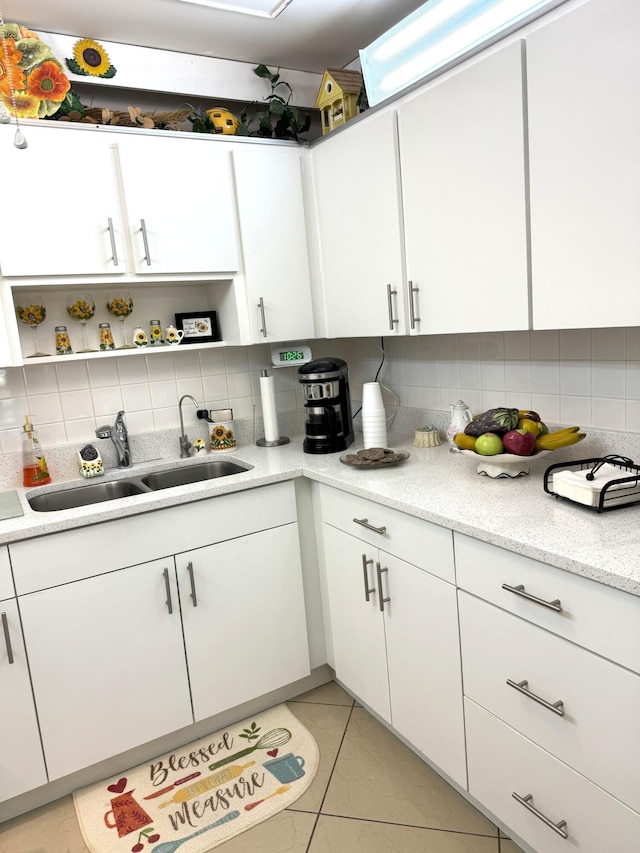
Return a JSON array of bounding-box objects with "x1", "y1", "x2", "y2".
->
[{"x1": 158, "y1": 762, "x2": 255, "y2": 808}]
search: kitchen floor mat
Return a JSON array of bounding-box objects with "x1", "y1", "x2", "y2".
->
[{"x1": 73, "y1": 703, "x2": 318, "y2": 853}]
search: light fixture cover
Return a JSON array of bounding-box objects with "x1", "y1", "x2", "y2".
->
[
  {"x1": 168, "y1": 0, "x2": 292, "y2": 16},
  {"x1": 360, "y1": 0, "x2": 563, "y2": 106}
]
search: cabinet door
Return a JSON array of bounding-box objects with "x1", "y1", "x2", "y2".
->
[
  {"x1": 233, "y1": 145, "x2": 315, "y2": 342},
  {"x1": 178, "y1": 523, "x2": 310, "y2": 721},
  {"x1": 399, "y1": 41, "x2": 529, "y2": 334},
  {"x1": 322, "y1": 524, "x2": 391, "y2": 721},
  {"x1": 383, "y1": 553, "x2": 466, "y2": 788},
  {"x1": 19, "y1": 558, "x2": 192, "y2": 780},
  {"x1": 311, "y1": 110, "x2": 407, "y2": 337},
  {"x1": 528, "y1": 0, "x2": 640, "y2": 329},
  {"x1": 0, "y1": 125, "x2": 124, "y2": 277},
  {"x1": 0, "y1": 599, "x2": 47, "y2": 800},
  {"x1": 116, "y1": 135, "x2": 239, "y2": 275}
]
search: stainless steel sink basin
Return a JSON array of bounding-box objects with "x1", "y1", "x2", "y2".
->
[
  {"x1": 140, "y1": 460, "x2": 250, "y2": 491},
  {"x1": 28, "y1": 479, "x2": 148, "y2": 512}
]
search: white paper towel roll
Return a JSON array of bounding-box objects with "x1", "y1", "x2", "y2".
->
[{"x1": 260, "y1": 371, "x2": 280, "y2": 442}]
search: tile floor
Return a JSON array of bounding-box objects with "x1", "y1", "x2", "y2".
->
[{"x1": 0, "y1": 682, "x2": 526, "y2": 853}]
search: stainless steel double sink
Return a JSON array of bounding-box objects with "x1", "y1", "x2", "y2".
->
[{"x1": 27, "y1": 459, "x2": 252, "y2": 512}]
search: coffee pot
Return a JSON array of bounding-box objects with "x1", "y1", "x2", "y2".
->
[
  {"x1": 447, "y1": 399, "x2": 473, "y2": 452},
  {"x1": 298, "y1": 357, "x2": 354, "y2": 454}
]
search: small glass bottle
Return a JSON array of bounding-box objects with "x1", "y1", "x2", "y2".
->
[
  {"x1": 55, "y1": 325, "x2": 73, "y2": 355},
  {"x1": 99, "y1": 322, "x2": 115, "y2": 351},
  {"x1": 22, "y1": 415, "x2": 51, "y2": 487},
  {"x1": 149, "y1": 319, "x2": 164, "y2": 346}
]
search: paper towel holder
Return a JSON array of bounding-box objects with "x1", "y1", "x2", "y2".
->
[{"x1": 257, "y1": 369, "x2": 290, "y2": 448}]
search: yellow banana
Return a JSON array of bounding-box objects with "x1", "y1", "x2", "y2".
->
[
  {"x1": 536, "y1": 431, "x2": 585, "y2": 451},
  {"x1": 518, "y1": 410, "x2": 541, "y2": 422}
]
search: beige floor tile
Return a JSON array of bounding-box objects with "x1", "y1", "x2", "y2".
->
[
  {"x1": 289, "y1": 681, "x2": 354, "y2": 706},
  {"x1": 500, "y1": 840, "x2": 526, "y2": 853},
  {"x1": 0, "y1": 795, "x2": 90, "y2": 853},
  {"x1": 321, "y1": 708, "x2": 497, "y2": 837},
  {"x1": 210, "y1": 808, "x2": 317, "y2": 852},
  {"x1": 308, "y1": 814, "x2": 500, "y2": 852},
  {"x1": 285, "y1": 701, "x2": 352, "y2": 813}
]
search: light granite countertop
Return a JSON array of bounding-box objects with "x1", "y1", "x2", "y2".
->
[{"x1": 2, "y1": 433, "x2": 640, "y2": 597}]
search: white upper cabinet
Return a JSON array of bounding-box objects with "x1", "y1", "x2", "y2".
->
[
  {"x1": 116, "y1": 134, "x2": 239, "y2": 275},
  {"x1": 233, "y1": 144, "x2": 315, "y2": 342},
  {"x1": 398, "y1": 40, "x2": 529, "y2": 335},
  {"x1": 311, "y1": 110, "x2": 407, "y2": 338},
  {"x1": 0, "y1": 124, "x2": 125, "y2": 278},
  {"x1": 527, "y1": 0, "x2": 640, "y2": 329}
]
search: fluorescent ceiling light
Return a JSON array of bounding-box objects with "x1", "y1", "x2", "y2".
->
[
  {"x1": 170, "y1": 0, "x2": 292, "y2": 17},
  {"x1": 360, "y1": 0, "x2": 562, "y2": 106}
]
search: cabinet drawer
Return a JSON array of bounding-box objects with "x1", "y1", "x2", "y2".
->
[
  {"x1": 454, "y1": 533, "x2": 640, "y2": 673},
  {"x1": 318, "y1": 484, "x2": 454, "y2": 582},
  {"x1": 465, "y1": 699, "x2": 640, "y2": 853},
  {"x1": 0, "y1": 545, "x2": 13, "y2": 601},
  {"x1": 459, "y1": 592, "x2": 640, "y2": 812},
  {"x1": 11, "y1": 481, "x2": 297, "y2": 593}
]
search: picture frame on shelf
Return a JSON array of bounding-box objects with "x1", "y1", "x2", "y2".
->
[{"x1": 174, "y1": 311, "x2": 220, "y2": 344}]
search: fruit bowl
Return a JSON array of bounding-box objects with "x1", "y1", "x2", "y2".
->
[{"x1": 459, "y1": 449, "x2": 551, "y2": 478}]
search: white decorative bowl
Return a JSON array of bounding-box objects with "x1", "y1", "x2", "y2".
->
[{"x1": 460, "y1": 449, "x2": 551, "y2": 478}]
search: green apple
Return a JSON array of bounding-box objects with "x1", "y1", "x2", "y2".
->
[{"x1": 475, "y1": 432, "x2": 504, "y2": 456}]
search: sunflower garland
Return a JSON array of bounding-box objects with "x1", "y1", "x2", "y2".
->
[{"x1": 66, "y1": 39, "x2": 116, "y2": 79}]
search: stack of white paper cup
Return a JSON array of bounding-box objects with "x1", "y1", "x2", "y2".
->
[{"x1": 361, "y1": 382, "x2": 388, "y2": 448}]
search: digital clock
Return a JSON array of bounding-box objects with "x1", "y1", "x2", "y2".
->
[{"x1": 270, "y1": 343, "x2": 312, "y2": 368}]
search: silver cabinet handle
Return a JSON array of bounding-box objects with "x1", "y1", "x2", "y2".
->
[
  {"x1": 353, "y1": 517, "x2": 386, "y2": 535},
  {"x1": 502, "y1": 583, "x2": 562, "y2": 612},
  {"x1": 507, "y1": 679, "x2": 565, "y2": 716},
  {"x1": 408, "y1": 280, "x2": 420, "y2": 329},
  {"x1": 257, "y1": 297, "x2": 267, "y2": 338},
  {"x1": 1, "y1": 612, "x2": 14, "y2": 665},
  {"x1": 376, "y1": 562, "x2": 390, "y2": 612},
  {"x1": 107, "y1": 218, "x2": 119, "y2": 267},
  {"x1": 187, "y1": 561, "x2": 198, "y2": 608},
  {"x1": 163, "y1": 567, "x2": 173, "y2": 615},
  {"x1": 512, "y1": 792, "x2": 568, "y2": 839},
  {"x1": 140, "y1": 218, "x2": 152, "y2": 266},
  {"x1": 361, "y1": 554, "x2": 375, "y2": 602},
  {"x1": 387, "y1": 284, "x2": 398, "y2": 331}
]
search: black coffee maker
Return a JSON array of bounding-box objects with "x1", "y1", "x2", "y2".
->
[{"x1": 298, "y1": 357, "x2": 355, "y2": 454}]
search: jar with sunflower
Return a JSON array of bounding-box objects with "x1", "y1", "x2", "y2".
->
[
  {"x1": 55, "y1": 326, "x2": 73, "y2": 355},
  {"x1": 209, "y1": 409, "x2": 236, "y2": 452}
]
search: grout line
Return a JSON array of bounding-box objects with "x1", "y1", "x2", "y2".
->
[
  {"x1": 304, "y1": 702, "x2": 356, "y2": 852},
  {"x1": 317, "y1": 811, "x2": 500, "y2": 838}
]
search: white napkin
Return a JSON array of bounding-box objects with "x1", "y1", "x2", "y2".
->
[{"x1": 552, "y1": 463, "x2": 640, "y2": 507}]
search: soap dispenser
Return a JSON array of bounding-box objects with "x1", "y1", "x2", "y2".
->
[{"x1": 22, "y1": 415, "x2": 51, "y2": 487}]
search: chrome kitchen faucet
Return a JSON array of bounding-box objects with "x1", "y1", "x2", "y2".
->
[{"x1": 96, "y1": 410, "x2": 132, "y2": 468}]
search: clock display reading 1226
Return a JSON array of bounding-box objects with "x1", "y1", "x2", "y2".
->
[{"x1": 270, "y1": 344, "x2": 312, "y2": 368}]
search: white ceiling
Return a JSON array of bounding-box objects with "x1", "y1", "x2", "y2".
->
[{"x1": 0, "y1": 0, "x2": 429, "y2": 73}]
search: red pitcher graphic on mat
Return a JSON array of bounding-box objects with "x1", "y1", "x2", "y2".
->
[{"x1": 104, "y1": 777, "x2": 155, "y2": 838}]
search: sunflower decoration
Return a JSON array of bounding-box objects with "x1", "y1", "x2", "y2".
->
[
  {"x1": 0, "y1": 23, "x2": 71, "y2": 118},
  {"x1": 66, "y1": 39, "x2": 116, "y2": 79},
  {"x1": 210, "y1": 425, "x2": 236, "y2": 450}
]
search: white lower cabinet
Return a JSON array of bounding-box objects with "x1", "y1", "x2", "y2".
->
[
  {"x1": 466, "y1": 699, "x2": 640, "y2": 853},
  {"x1": 319, "y1": 485, "x2": 466, "y2": 788},
  {"x1": 10, "y1": 481, "x2": 309, "y2": 787},
  {"x1": 177, "y1": 523, "x2": 310, "y2": 721},
  {"x1": 18, "y1": 558, "x2": 193, "y2": 780},
  {"x1": 0, "y1": 597, "x2": 48, "y2": 800}
]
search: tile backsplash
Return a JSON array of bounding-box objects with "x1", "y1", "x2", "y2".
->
[{"x1": 0, "y1": 328, "x2": 637, "y2": 461}]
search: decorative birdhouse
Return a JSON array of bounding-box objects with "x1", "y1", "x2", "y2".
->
[{"x1": 315, "y1": 68, "x2": 364, "y2": 135}]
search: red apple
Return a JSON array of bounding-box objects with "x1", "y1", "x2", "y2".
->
[{"x1": 502, "y1": 429, "x2": 536, "y2": 456}]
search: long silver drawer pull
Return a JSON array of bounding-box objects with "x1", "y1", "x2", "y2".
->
[
  {"x1": 107, "y1": 218, "x2": 119, "y2": 266},
  {"x1": 376, "y1": 563, "x2": 390, "y2": 612},
  {"x1": 387, "y1": 284, "x2": 398, "y2": 330},
  {"x1": 507, "y1": 679, "x2": 565, "y2": 716},
  {"x1": 163, "y1": 567, "x2": 173, "y2": 615},
  {"x1": 187, "y1": 561, "x2": 198, "y2": 608},
  {"x1": 502, "y1": 583, "x2": 562, "y2": 612},
  {"x1": 512, "y1": 792, "x2": 568, "y2": 839},
  {"x1": 361, "y1": 555, "x2": 375, "y2": 602},
  {"x1": 140, "y1": 218, "x2": 152, "y2": 265},
  {"x1": 353, "y1": 517, "x2": 386, "y2": 535},
  {"x1": 257, "y1": 297, "x2": 267, "y2": 337},
  {"x1": 409, "y1": 280, "x2": 420, "y2": 329},
  {"x1": 1, "y1": 612, "x2": 14, "y2": 665}
]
